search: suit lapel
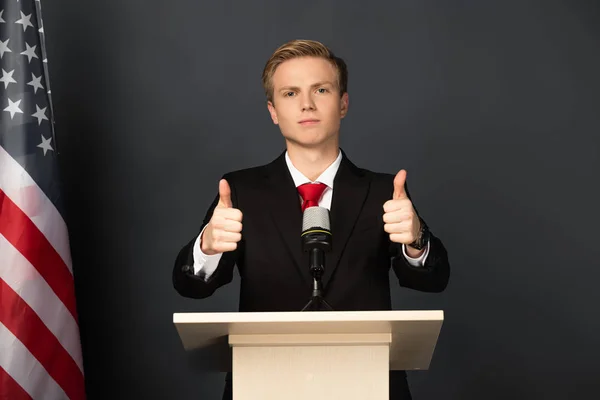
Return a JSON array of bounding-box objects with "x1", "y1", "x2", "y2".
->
[
  {"x1": 322, "y1": 152, "x2": 370, "y2": 287},
  {"x1": 263, "y1": 152, "x2": 312, "y2": 285},
  {"x1": 262, "y1": 150, "x2": 371, "y2": 289}
]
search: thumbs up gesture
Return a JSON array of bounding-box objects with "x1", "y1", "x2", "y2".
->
[
  {"x1": 200, "y1": 179, "x2": 243, "y2": 255},
  {"x1": 383, "y1": 170, "x2": 421, "y2": 247}
]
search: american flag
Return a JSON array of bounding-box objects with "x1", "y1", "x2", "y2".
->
[{"x1": 0, "y1": 0, "x2": 85, "y2": 399}]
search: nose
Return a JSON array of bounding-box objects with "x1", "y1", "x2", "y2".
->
[{"x1": 301, "y1": 93, "x2": 316, "y2": 111}]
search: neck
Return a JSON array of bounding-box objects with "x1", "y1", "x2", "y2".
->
[{"x1": 286, "y1": 143, "x2": 340, "y2": 182}]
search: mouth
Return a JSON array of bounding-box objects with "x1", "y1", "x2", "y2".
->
[{"x1": 298, "y1": 119, "x2": 320, "y2": 126}]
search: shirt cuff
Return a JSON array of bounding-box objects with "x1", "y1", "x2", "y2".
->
[{"x1": 402, "y1": 239, "x2": 430, "y2": 267}]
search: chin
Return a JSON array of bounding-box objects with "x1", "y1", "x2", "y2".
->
[{"x1": 281, "y1": 128, "x2": 337, "y2": 147}]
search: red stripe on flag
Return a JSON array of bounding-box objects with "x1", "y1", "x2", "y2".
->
[
  {"x1": 0, "y1": 366, "x2": 33, "y2": 400},
  {"x1": 0, "y1": 279, "x2": 85, "y2": 400},
  {"x1": 0, "y1": 189, "x2": 78, "y2": 323}
]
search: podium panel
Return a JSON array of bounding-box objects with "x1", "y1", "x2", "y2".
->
[{"x1": 231, "y1": 332, "x2": 390, "y2": 400}]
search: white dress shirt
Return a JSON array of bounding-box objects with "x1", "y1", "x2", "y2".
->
[{"x1": 193, "y1": 150, "x2": 430, "y2": 280}]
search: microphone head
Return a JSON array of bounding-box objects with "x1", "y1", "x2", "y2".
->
[
  {"x1": 302, "y1": 206, "x2": 330, "y2": 232},
  {"x1": 301, "y1": 206, "x2": 332, "y2": 252}
]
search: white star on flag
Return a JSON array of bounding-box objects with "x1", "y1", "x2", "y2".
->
[
  {"x1": 15, "y1": 11, "x2": 34, "y2": 32},
  {"x1": 0, "y1": 38, "x2": 12, "y2": 59},
  {"x1": 0, "y1": 68, "x2": 16, "y2": 89},
  {"x1": 32, "y1": 104, "x2": 48, "y2": 125},
  {"x1": 28, "y1": 72, "x2": 44, "y2": 93},
  {"x1": 21, "y1": 42, "x2": 38, "y2": 63},
  {"x1": 3, "y1": 98, "x2": 23, "y2": 119},
  {"x1": 37, "y1": 134, "x2": 54, "y2": 155},
  {"x1": 0, "y1": 9, "x2": 5, "y2": 23}
]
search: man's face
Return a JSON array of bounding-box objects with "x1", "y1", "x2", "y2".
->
[{"x1": 267, "y1": 56, "x2": 349, "y2": 149}]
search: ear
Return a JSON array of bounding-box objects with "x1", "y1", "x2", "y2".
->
[
  {"x1": 267, "y1": 101, "x2": 279, "y2": 125},
  {"x1": 340, "y1": 92, "x2": 349, "y2": 119}
]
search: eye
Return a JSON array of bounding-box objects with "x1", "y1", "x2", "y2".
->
[
  {"x1": 317, "y1": 88, "x2": 328, "y2": 93},
  {"x1": 284, "y1": 91, "x2": 295, "y2": 97}
]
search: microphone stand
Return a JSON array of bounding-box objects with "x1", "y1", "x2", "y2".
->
[{"x1": 301, "y1": 248, "x2": 333, "y2": 312}]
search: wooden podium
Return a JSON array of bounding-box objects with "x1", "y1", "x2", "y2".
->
[{"x1": 173, "y1": 310, "x2": 443, "y2": 400}]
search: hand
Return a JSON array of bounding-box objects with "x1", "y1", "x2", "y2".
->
[
  {"x1": 383, "y1": 170, "x2": 421, "y2": 246},
  {"x1": 200, "y1": 179, "x2": 243, "y2": 255}
]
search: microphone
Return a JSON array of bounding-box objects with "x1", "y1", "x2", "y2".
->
[
  {"x1": 300, "y1": 206, "x2": 334, "y2": 311},
  {"x1": 301, "y1": 206, "x2": 332, "y2": 276}
]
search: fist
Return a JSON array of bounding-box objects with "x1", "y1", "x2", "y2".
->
[
  {"x1": 201, "y1": 179, "x2": 243, "y2": 255},
  {"x1": 383, "y1": 170, "x2": 420, "y2": 245}
]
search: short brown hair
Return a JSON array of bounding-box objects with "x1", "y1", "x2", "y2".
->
[{"x1": 262, "y1": 39, "x2": 348, "y2": 103}]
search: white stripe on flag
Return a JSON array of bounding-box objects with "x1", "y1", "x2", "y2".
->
[
  {"x1": 0, "y1": 321, "x2": 68, "y2": 400},
  {"x1": 0, "y1": 233, "x2": 84, "y2": 372},
  {"x1": 0, "y1": 145, "x2": 72, "y2": 273}
]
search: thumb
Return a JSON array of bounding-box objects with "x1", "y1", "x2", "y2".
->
[
  {"x1": 393, "y1": 170, "x2": 408, "y2": 200},
  {"x1": 217, "y1": 179, "x2": 232, "y2": 208}
]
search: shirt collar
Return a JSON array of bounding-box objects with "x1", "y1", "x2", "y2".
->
[{"x1": 285, "y1": 149, "x2": 342, "y2": 189}]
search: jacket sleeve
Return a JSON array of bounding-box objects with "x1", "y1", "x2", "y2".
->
[{"x1": 172, "y1": 174, "x2": 242, "y2": 299}]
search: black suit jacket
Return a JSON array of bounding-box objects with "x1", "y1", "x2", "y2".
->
[{"x1": 172, "y1": 150, "x2": 450, "y2": 398}]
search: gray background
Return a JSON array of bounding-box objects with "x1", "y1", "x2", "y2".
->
[{"x1": 41, "y1": 0, "x2": 599, "y2": 399}]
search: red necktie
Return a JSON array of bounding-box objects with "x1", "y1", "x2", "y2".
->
[{"x1": 297, "y1": 182, "x2": 327, "y2": 211}]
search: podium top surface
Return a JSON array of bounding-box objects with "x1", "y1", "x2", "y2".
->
[
  {"x1": 173, "y1": 310, "x2": 443, "y2": 371},
  {"x1": 173, "y1": 310, "x2": 442, "y2": 325}
]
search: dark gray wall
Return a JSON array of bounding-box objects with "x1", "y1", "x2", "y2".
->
[{"x1": 41, "y1": 0, "x2": 600, "y2": 398}]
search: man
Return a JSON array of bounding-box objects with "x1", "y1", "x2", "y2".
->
[{"x1": 173, "y1": 39, "x2": 450, "y2": 399}]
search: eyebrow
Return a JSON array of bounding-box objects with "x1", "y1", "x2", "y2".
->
[{"x1": 278, "y1": 81, "x2": 335, "y2": 92}]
